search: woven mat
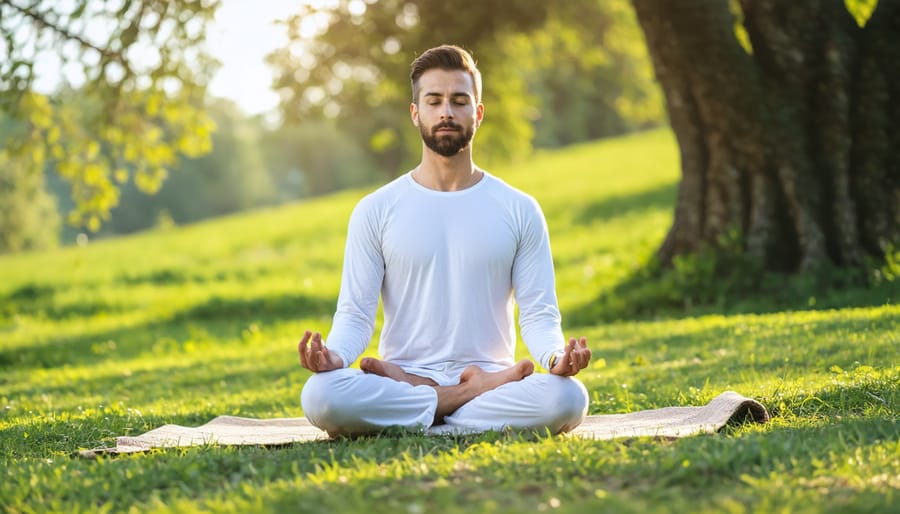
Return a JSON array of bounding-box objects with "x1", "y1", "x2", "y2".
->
[{"x1": 79, "y1": 391, "x2": 768, "y2": 457}]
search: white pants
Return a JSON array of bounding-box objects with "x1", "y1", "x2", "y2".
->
[{"x1": 301, "y1": 367, "x2": 589, "y2": 436}]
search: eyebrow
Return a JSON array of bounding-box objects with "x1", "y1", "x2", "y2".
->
[{"x1": 423, "y1": 92, "x2": 472, "y2": 99}]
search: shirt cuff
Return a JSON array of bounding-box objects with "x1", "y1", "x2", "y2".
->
[{"x1": 328, "y1": 347, "x2": 351, "y2": 369}]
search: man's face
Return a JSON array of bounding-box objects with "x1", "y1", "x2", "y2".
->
[{"x1": 410, "y1": 69, "x2": 484, "y2": 157}]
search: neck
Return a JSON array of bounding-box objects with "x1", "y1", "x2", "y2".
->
[{"x1": 413, "y1": 146, "x2": 482, "y2": 192}]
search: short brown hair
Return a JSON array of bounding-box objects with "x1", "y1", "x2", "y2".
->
[{"x1": 410, "y1": 45, "x2": 482, "y2": 104}]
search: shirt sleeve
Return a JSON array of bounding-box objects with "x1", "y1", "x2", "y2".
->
[
  {"x1": 511, "y1": 196, "x2": 567, "y2": 371},
  {"x1": 324, "y1": 197, "x2": 385, "y2": 367}
]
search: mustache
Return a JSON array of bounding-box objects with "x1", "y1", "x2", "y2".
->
[{"x1": 432, "y1": 121, "x2": 462, "y2": 131}]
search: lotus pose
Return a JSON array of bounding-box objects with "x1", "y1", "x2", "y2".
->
[{"x1": 298, "y1": 45, "x2": 591, "y2": 436}]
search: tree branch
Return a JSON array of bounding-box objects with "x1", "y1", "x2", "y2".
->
[{"x1": 0, "y1": 0, "x2": 120, "y2": 61}]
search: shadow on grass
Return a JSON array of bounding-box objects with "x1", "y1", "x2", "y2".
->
[
  {"x1": 567, "y1": 259, "x2": 898, "y2": 326},
  {"x1": 589, "y1": 306, "x2": 895, "y2": 365},
  {"x1": 10, "y1": 413, "x2": 896, "y2": 513},
  {"x1": 0, "y1": 282, "x2": 116, "y2": 320},
  {"x1": 576, "y1": 310, "x2": 897, "y2": 416},
  {"x1": 1, "y1": 349, "x2": 304, "y2": 408},
  {"x1": 0, "y1": 291, "x2": 334, "y2": 371},
  {"x1": 573, "y1": 182, "x2": 677, "y2": 225},
  {"x1": 0, "y1": 355, "x2": 312, "y2": 458},
  {"x1": 2, "y1": 370, "x2": 896, "y2": 513},
  {"x1": 0, "y1": 267, "x2": 285, "y2": 321}
]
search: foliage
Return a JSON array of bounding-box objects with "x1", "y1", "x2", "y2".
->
[
  {"x1": 0, "y1": 124, "x2": 59, "y2": 252},
  {"x1": 0, "y1": 0, "x2": 219, "y2": 240},
  {"x1": 262, "y1": 120, "x2": 379, "y2": 198},
  {"x1": 104, "y1": 99, "x2": 274, "y2": 235},
  {"x1": 845, "y1": 0, "x2": 879, "y2": 27},
  {"x1": 1, "y1": 129, "x2": 897, "y2": 512},
  {"x1": 503, "y1": 1, "x2": 663, "y2": 147},
  {"x1": 267, "y1": 0, "x2": 663, "y2": 175},
  {"x1": 40, "y1": 100, "x2": 379, "y2": 241}
]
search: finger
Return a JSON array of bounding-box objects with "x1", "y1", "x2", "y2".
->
[
  {"x1": 308, "y1": 333, "x2": 318, "y2": 369},
  {"x1": 563, "y1": 338, "x2": 575, "y2": 359},
  {"x1": 316, "y1": 350, "x2": 329, "y2": 371},
  {"x1": 583, "y1": 346, "x2": 592, "y2": 368},
  {"x1": 298, "y1": 331, "x2": 312, "y2": 367},
  {"x1": 312, "y1": 333, "x2": 326, "y2": 370},
  {"x1": 570, "y1": 338, "x2": 581, "y2": 368},
  {"x1": 577, "y1": 350, "x2": 589, "y2": 371},
  {"x1": 320, "y1": 346, "x2": 332, "y2": 370},
  {"x1": 573, "y1": 337, "x2": 588, "y2": 369},
  {"x1": 309, "y1": 332, "x2": 321, "y2": 354}
]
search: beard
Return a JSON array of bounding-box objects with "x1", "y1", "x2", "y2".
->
[{"x1": 420, "y1": 121, "x2": 474, "y2": 157}]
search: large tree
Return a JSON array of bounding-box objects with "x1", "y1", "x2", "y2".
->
[{"x1": 632, "y1": 0, "x2": 898, "y2": 271}]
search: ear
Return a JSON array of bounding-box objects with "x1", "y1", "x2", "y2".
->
[
  {"x1": 410, "y1": 102, "x2": 419, "y2": 126},
  {"x1": 475, "y1": 102, "x2": 484, "y2": 127}
]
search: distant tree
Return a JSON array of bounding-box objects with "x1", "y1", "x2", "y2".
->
[
  {"x1": 503, "y1": 4, "x2": 662, "y2": 147},
  {"x1": 268, "y1": 0, "x2": 660, "y2": 176},
  {"x1": 263, "y1": 121, "x2": 378, "y2": 198},
  {"x1": 106, "y1": 99, "x2": 274, "y2": 234},
  {"x1": 0, "y1": 119, "x2": 58, "y2": 251},
  {"x1": 0, "y1": 0, "x2": 218, "y2": 250},
  {"x1": 632, "y1": 0, "x2": 897, "y2": 271}
]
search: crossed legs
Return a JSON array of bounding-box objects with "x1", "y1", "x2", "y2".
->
[
  {"x1": 301, "y1": 358, "x2": 588, "y2": 437},
  {"x1": 360, "y1": 357, "x2": 535, "y2": 423}
]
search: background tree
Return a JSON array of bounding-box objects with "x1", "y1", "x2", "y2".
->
[
  {"x1": 0, "y1": 0, "x2": 218, "y2": 251},
  {"x1": 104, "y1": 99, "x2": 273, "y2": 235},
  {"x1": 267, "y1": 0, "x2": 661, "y2": 176},
  {"x1": 262, "y1": 120, "x2": 377, "y2": 198},
  {"x1": 0, "y1": 115, "x2": 58, "y2": 252},
  {"x1": 631, "y1": 0, "x2": 897, "y2": 271}
]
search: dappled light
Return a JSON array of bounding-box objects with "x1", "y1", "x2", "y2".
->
[{"x1": 1, "y1": 1, "x2": 898, "y2": 512}]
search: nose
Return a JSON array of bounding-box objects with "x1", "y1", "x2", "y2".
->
[{"x1": 440, "y1": 101, "x2": 453, "y2": 119}]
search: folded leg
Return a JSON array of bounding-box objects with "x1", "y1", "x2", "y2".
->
[
  {"x1": 435, "y1": 374, "x2": 589, "y2": 435},
  {"x1": 301, "y1": 368, "x2": 438, "y2": 436}
]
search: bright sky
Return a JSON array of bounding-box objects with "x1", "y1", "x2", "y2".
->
[
  {"x1": 29, "y1": 1, "x2": 304, "y2": 116},
  {"x1": 205, "y1": 1, "x2": 301, "y2": 115}
]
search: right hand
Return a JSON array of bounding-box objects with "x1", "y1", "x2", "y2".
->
[{"x1": 298, "y1": 331, "x2": 344, "y2": 373}]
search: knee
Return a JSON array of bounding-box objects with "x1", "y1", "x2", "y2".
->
[
  {"x1": 539, "y1": 376, "x2": 589, "y2": 433},
  {"x1": 300, "y1": 369, "x2": 359, "y2": 433}
]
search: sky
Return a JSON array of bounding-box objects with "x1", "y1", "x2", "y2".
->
[
  {"x1": 205, "y1": 1, "x2": 301, "y2": 116},
  {"x1": 29, "y1": 1, "x2": 305, "y2": 116}
]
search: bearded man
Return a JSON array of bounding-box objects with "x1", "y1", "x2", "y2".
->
[{"x1": 298, "y1": 45, "x2": 591, "y2": 436}]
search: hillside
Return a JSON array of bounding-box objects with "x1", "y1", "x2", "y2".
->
[{"x1": 1, "y1": 129, "x2": 896, "y2": 513}]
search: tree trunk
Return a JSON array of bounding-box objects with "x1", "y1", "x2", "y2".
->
[{"x1": 632, "y1": 0, "x2": 900, "y2": 271}]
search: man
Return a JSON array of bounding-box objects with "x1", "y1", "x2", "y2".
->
[{"x1": 298, "y1": 45, "x2": 591, "y2": 436}]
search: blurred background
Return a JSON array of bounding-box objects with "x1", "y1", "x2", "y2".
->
[{"x1": 0, "y1": 0, "x2": 664, "y2": 250}]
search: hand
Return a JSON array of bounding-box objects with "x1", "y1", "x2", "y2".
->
[
  {"x1": 549, "y1": 336, "x2": 591, "y2": 377},
  {"x1": 298, "y1": 330, "x2": 344, "y2": 373}
]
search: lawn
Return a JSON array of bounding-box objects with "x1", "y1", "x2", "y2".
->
[{"x1": 1, "y1": 128, "x2": 897, "y2": 513}]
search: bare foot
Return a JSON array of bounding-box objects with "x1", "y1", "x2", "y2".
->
[
  {"x1": 459, "y1": 359, "x2": 534, "y2": 391},
  {"x1": 431, "y1": 359, "x2": 535, "y2": 423},
  {"x1": 360, "y1": 357, "x2": 438, "y2": 386}
]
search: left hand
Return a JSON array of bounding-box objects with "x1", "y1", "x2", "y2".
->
[{"x1": 549, "y1": 336, "x2": 591, "y2": 376}]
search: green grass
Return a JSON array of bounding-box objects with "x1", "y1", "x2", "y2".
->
[{"x1": 1, "y1": 128, "x2": 897, "y2": 513}]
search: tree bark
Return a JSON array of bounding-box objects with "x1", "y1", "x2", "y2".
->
[{"x1": 633, "y1": 0, "x2": 900, "y2": 271}]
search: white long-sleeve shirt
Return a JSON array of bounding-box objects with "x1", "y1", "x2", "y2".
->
[{"x1": 325, "y1": 170, "x2": 565, "y2": 376}]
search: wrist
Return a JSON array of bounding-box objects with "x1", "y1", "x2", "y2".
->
[{"x1": 548, "y1": 352, "x2": 564, "y2": 370}]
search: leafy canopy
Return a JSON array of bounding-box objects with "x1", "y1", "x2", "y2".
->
[
  {"x1": 0, "y1": 0, "x2": 219, "y2": 233},
  {"x1": 267, "y1": 0, "x2": 660, "y2": 175}
]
